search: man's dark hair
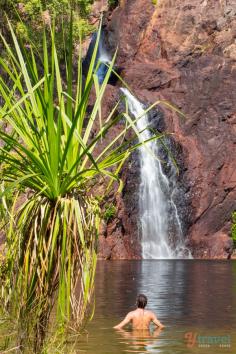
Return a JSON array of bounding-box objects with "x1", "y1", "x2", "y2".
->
[{"x1": 136, "y1": 294, "x2": 147, "y2": 309}]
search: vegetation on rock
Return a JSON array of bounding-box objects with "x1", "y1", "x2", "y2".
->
[
  {"x1": 108, "y1": 0, "x2": 119, "y2": 9},
  {"x1": 104, "y1": 203, "x2": 116, "y2": 222},
  {"x1": 231, "y1": 212, "x2": 236, "y2": 248}
]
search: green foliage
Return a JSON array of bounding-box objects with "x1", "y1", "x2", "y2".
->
[
  {"x1": 0, "y1": 0, "x2": 95, "y2": 55},
  {"x1": 231, "y1": 212, "x2": 236, "y2": 248},
  {"x1": 104, "y1": 203, "x2": 116, "y2": 222},
  {"x1": 108, "y1": 0, "x2": 119, "y2": 9},
  {"x1": 0, "y1": 14, "x2": 164, "y2": 350}
]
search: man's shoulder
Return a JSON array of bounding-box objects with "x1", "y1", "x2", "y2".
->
[
  {"x1": 126, "y1": 310, "x2": 135, "y2": 318},
  {"x1": 145, "y1": 310, "x2": 156, "y2": 318}
]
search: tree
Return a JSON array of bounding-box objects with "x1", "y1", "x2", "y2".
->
[
  {"x1": 0, "y1": 0, "x2": 95, "y2": 54},
  {"x1": 0, "y1": 16, "x2": 162, "y2": 350}
]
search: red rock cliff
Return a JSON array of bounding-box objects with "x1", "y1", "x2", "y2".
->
[{"x1": 98, "y1": 0, "x2": 236, "y2": 259}]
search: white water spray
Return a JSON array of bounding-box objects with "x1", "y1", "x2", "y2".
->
[
  {"x1": 121, "y1": 89, "x2": 192, "y2": 259},
  {"x1": 97, "y1": 37, "x2": 111, "y2": 84}
]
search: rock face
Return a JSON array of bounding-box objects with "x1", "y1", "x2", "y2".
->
[{"x1": 98, "y1": 0, "x2": 236, "y2": 259}]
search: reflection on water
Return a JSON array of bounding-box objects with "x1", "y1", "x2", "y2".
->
[
  {"x1": 117, "y1": 327, "x2": 162, "y2": 353},
  {"x1": 78, "y1": 260, "x2": 236, "y2": 354}
]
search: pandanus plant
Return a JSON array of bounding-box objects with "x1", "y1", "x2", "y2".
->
[{"x1": 0, "y1": 15, "x2": 166, "y2": 347}]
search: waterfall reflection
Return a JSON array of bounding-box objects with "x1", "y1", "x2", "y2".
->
[{"x1": 117, "y1": 327, "x2": 162, "y2": 353}]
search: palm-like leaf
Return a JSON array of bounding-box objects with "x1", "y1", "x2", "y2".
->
[{"x1": 0, "y1": 16, "x2": 165, "y2": 348}]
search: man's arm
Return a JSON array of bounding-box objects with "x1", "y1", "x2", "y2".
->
[
  {"x1": 151, "y1": 313, "x2": 165, "y2": 329},
  {"x1": 113, "y1": 312, "x2": 132, "y2": 329}
]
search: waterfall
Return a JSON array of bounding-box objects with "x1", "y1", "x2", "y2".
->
[
  {"x1": 94, "y1": 31, "x2": 111, "y2": 84},
  {"x1": 83, "y1": 31, "x2": 111, "y2": 85},
  {"x1": 96, "y1": 40, "x2": 111, "y2": 84},
  {"x1": 87, "y1": 32, "x2": 192, "y2": 259},
  {"x1": 121, "y1": 88, "x2": 192, "y2": 259}
]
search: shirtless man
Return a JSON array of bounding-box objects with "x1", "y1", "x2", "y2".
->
[{"x1": 113, "y1": 294, "x2": 164, "y2": 330}]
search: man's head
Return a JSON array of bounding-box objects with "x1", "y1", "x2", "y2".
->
[{"x1": 136, "y1": 294, "x2": 147, "y2": 309}]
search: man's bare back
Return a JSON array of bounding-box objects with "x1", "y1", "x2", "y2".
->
[{"x1": 113, "y1": 294, "x2": 164, "y2": 330}]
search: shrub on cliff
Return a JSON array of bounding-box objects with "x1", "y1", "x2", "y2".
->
[
  {"x1": 231, "y1": 212, "x2": 236, "y2": 248},
  {"x1": 104, "y1": 203, "x2": 116, "y2": 222},
  {"x1": 108, "y1": 0, "x2": 119, "y2": 9}
]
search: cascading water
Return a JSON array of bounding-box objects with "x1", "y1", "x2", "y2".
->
[
  {"x1": 86, "y1": 33, "x2": 191, "y2": 259},
  {"x1": 121, "y1": 89, "x2": 192, "y2": 259},
  {"x1": 83, "y1": 31, "x2": 111, "y2": 84},
  {"x1": 95, "y1": 32, "x2": 111, "y2": 84},
  {"x1": 96, "y1": 43, "x2": 111, "y2": 84}
]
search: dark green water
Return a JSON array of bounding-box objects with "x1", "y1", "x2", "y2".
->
[{"x1": 77, "y1": 260, "x2": 236, "y2": 354}]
